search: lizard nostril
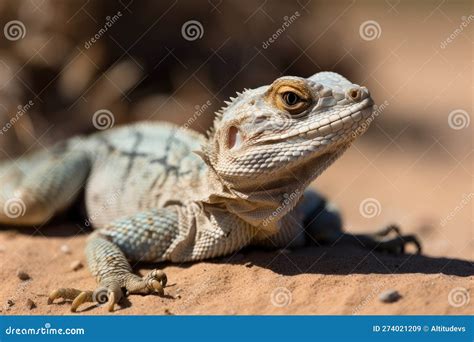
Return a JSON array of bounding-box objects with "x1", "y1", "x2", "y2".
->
[{"x1": 346, "y1": 88, "x2": 362, "y2": 102}]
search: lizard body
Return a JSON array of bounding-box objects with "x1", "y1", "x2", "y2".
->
[{"x1": 0, "y1": 72, "x2": 420, "y2": 311}]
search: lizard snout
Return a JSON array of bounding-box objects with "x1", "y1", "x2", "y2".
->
[{"x1": 345, "y1": 86, "x2": 371, "y2": 103}]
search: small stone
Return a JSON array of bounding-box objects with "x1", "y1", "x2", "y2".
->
[
  {"x1": 379, "y1": 289, "x2": 401, "y2": 303},
  {"x1": 16, "y1": 269, "x2": 30, "y2": 281},
  {"x1": 60, "y1": 244, "x2": 71, "y2": 254},
  {"x1": 25, "y1": 299, "x2": 36, "y2": 310},
  {"x1": 244, "y1": 261, "x2": 253, "y2": 268},
  {"x1": 7, "y1": 299, "x2": 14, "y2": 307},
  {"x1": 164, "y1": 308, "x2": 174, "y2": 315},
  {"x1": 70, "y1": 260, "x2": 83, "y2": 271}
]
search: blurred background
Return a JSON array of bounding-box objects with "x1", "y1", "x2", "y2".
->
[{"x1": 0, "y1": 0, "x2": 471, "y2": 259}]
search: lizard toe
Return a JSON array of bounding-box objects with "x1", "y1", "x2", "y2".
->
[
  {"x1": 48, "y1": 283, "x2": 123, "y2": 313},
  {"x1": 125, "y1": 269, "x2": 167, "y2": 296},
  {"x1": 376, "y1": 234, "x2": 422, "y2": 255}
]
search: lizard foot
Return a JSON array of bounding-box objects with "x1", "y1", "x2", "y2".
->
[
  {"x1": 369, "y1": 224, "x2": 422, "y2": 254},
  {"x1": 47, "y1": 269, "x2": 167, "y2": 312},
  {"x1": 48, "y1": 283, "x2": 122, "y2": 313}
]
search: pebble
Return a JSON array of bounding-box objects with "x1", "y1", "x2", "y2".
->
[
  {"x1": 164, "y1": 308, "x2": 174, "y2": 315},
  {"x1": 16, "y1": 269, "x2": 30, "y2": 281},
  {"x1": 244, "y1": 261, "x2": 253, "y2": 268},
  {"x1": 7, "y1": 299, "x2": 14, "y2": 307},
  {"x1": 379, "y1": 289, "x2": 401, "y2": 303},
  {"x1": 25, "y1": 299, "x2": 36, "y2": 310},
  {"x1": 60, "y1": 244, "x2": 71, "y2": 254},
  {"x1": 70, "y1": 260, "x2": 83, "y2": 271}
]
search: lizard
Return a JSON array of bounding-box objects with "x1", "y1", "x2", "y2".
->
[{"x1": 0, "y1": 72, "x2": 421, "y2": 312}]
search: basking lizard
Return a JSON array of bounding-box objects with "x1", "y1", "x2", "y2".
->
[{"x1": 0, "y1": 72, "x2": 420, "y2": 312}]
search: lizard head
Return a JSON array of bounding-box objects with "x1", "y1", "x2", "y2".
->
[{"x1": 204, "y1": 72, "x2": 375, "y2": 193}]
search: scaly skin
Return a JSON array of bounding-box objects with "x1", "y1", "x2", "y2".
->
[{"x1": 0, "y1": 72, "x2": 420, "y2": 312}]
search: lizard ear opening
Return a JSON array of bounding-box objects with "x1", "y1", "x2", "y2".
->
[{"x1": 227, "y1": 125, "x2": 243, "y2": 150}]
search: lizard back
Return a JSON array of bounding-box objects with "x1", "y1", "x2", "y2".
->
[{"x1": 84, "y1": 122, "x2": 208, "y2": 228}]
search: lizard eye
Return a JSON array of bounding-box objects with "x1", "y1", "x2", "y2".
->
[
  {"x1": 276, "y1": 85, "x2": 312, "y2": 115},
  {"x1": 282, "y1": 91, "x2": 301, "y2": 106}
]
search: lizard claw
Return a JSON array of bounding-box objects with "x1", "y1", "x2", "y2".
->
[
  {"x1": 372, "y1": 224, "x2": 422, "y2": 254},
  {"x1": 126, "y1": 269, "x2": 167, "y2": 296},
  {"x1": 48, "y1": 283, "x2": 122, "y2": 313},
  {"x1": 48, "y1": 269, "x2": 167, "y2": 312},
  {"x1": 376, "y1": 234, "x2": 422, "y2": 254}
]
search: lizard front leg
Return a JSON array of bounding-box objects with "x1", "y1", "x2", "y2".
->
[{"x1": 48, "y1": 208, "x2": 179, "y2": 312}]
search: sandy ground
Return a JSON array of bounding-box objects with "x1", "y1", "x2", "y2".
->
[{"x1": 0, "y1": 143, "x2": 472, "y2": 315}]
